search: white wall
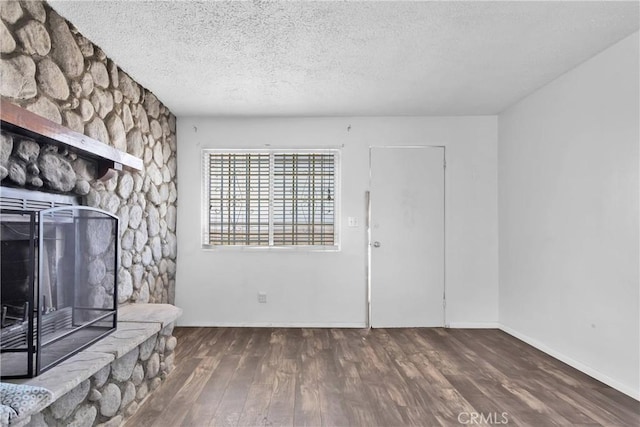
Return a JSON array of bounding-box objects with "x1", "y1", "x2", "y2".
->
[
  {"x1": 176, "y1": 116, "x2": 498, "y2": 327},
  {"x1": 498, "y1": 32, "x2": 640, "y2": 398}
]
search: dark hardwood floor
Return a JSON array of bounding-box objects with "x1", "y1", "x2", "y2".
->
[{"x1": 126, "y1": 327, "x2": 639, "y2": 426}]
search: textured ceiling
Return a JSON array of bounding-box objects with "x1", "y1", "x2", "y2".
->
[{"x1": 48, "y1": 1, "x2": 639, "y2": 117}]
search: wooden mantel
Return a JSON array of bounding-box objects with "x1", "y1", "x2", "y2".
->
[{"x1": 1, "y1": 99, "x2": 143, "y2": 179}]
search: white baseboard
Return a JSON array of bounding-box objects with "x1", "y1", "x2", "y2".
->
[
  {"x1": 500, "y1": 324, "x2": 640, "y2": 401},
  {"x1": 176, "y1": 321, "x2": 367, "y2": 328},
  {"x1": 447, "y1": 322, "x2": 500, "y2": 329}
]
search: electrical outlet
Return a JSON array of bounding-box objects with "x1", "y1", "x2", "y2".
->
[
  {"x1": 348, "y1": 217, "x2": 359, "y2": 227},
  {"x1": 258, "y1": 292, "x2": 267, "y2": 303}
]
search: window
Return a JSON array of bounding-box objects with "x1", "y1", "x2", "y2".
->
[{"x1": 203, "y1": 150, "x2": 338, "y2": 248}]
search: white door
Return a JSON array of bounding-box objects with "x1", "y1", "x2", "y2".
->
[{"x1": 369, "y1": 147, "x2": 445, "y2": 327}]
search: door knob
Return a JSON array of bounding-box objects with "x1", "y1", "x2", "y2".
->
[{"x1": 373, "y1": 241, "x2": 381, "y2": 248}]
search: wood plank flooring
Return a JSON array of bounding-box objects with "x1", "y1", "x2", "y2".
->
[{"x1": 126, "y1": 327, "x2": 639, "y2": 427}]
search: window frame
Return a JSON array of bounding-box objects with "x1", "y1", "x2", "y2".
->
[{"x1": 201, "y1": 148, "x2": 341, "y2": 251}]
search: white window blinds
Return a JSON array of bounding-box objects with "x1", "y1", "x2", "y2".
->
[
  {"x1": 273, "y1": 154, "x2": 335, "y2": 245},
  {"x1": 204, "y1": 151, "x2": 337, "y2": 247},
  {"x1": 207, "y1": 153, "x2": 270, "y2": 245}
]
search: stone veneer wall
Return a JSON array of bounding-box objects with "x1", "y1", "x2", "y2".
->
[
  {"x1": 0, "y1": 0, "x2": 177, "y2": 304},
  {"x1": 28, "y1": 323, "x2": 177, "y2": 427}
]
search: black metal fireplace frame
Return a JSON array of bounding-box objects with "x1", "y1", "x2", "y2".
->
[{"x1": 0, "y1": 205, "x2": 119, "y2": 379}]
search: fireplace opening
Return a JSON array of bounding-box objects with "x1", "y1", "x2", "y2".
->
[{"x1": 1, "y1": 189, "x2": 118, "y2": 378}]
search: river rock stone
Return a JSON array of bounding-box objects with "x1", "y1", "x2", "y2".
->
[
  {"x1": 150, "y1": 120, "x2": 163, "y2": 140},
  {"x1": 86, "y1": 215, "x2": 113, "y2": 256},
  {"x1": 120, "y1": 381, "x2": 136, "y2": 411},
  {"x1": 153, "y1": 140, "x2": 164, "y2": 167},
  {"x1": 80, "y1": 72, "x2": 94, "y2": 97},
  {"x1": 128, "y1": 204, "x2": 143, "y2": 229},
  {"x1": 125, "y1": 401, "x2": 139, "y2": 417},
  {"x1": 1, "y1": 55, "x2": 37, "y2": 100},
  {"x1": 79, "y1": 98, "x2": 94, "y2": 121},
  {"x1": 165, "y1": 336, "x2": 177, "y2": 352},
  {"x1": 0, "y1": 0, "x2": 23, "y2": 23},
  {"x1": 36, "y1": 58, "x2": 68, "y2": 100},
  {"x1": 147, "y1": 206, "x2": 160, "y2": 237},
  {"x1": 91, "y1": 87, "x2": 114, "y2": 119},
  {"x1": 21, "y1": 0, "x2": 46, "y2": 22},
  {"x1": 121, "y1": 229, "x2": 134, "y2": 250},
  {"x1": 89, "y1": 285, "x2": 106, "y2": 308},
  {"x1": 146, "y1": 163, "x2": 162, "y2": 186},
  {"x1": 168, "y1": 182, "x2": 177, "y2": 203},
  {"x1": 16, "y1": 20, "x2": 50, "y2": 56},
  {"x1": 63, "y1": 110, "x2": 84, "y2": 133},
  {"x1": 0, "y1": 133, "x2": 12, "y2": 179},
  {"x1": 146, "y1": 184, "x2": 160, "y2": 205},
  {"x1": 88, "y1": 389, "x2": 101, "y2": 402},
  {"x1": 15, "y1": 138, "x2": 39, "y2": 162},
  {"x1": 38, "y1": 152, "x2": 76, "y2": 191},
  {"x1": 93, "y1": 365, "x2": 110, "y2": 388},
  {"x1": 136, "y1": 281, "x2": 150, "y2": 303},
  {"x1": 121, "y1": 104, "x2": 134, "y2": 133},
  {"x1": 118, "y1": 204, "x2": 130, "y2": 230},
  {"x1": 119, "y1": 70, "x2": 140, "y2": 102},
  {"x1": 118, "y1": 268, "x2": 133, "y2": 303},
  {"x1": 145, "y1": 352, "x2": 160, "y2": 379},
  {"x1": 101, "y1": 272, "x2": 115, "y2": 293},
  {"x1": 149, "y1": 377, "x2": 162, "y2": 392},
  {"x1": 68, "y1": 404, "x2": 96, "y2": 427},
  {"x1": 99, "y1": 384, "x2": 121, "y2": 418},
  {"x1": 142, "y1": 146, "x2": 152, "y2": 166},
  {"x1": 164, "y1": 352, "x2": 175, "y2": 372},
  {"x1": 50, "y1": 379, "x2": 90, "y2": 420},
  {"x1": 85, "y1": 117, "x2": 110, "y2": 145},
  {"x1": 131, "y1": 363, "x2": 144, "y2": 386},
  {"x1": 131, "y1": 264, "x2": 144, "y2": 290},
  {"x1": 126, "y1": 127, "x2": 143, "y2": 157},
  {"x1": 72, "y1": 157, "x2": 95, "y2": 180},
  {"x1": 104, "y1": 59, "x2": 117, "y2": 86},
  {"x1": 49, "y1": 11, "x2": 84, "y2": 78},
  {"x1": 135, "y1": 104, "x2": 149, "y2": 133},
  {"x1": 165, "y1": 232, "x2": 177, "y2": 259},
  {"x1": 120, "y1": 251, "x2": 132, "y2": 269},
  {"x1": 166, "y1": 206, "x2": 177, "y2": 232},
  {"x1": 134, "y1": 225, "x2": 148, "y2": 252},
  {"x1": 96, "y1": 415, "x2": 122, "y2": 427},
  {"x1": 27, "y1": 97, "x2": 61, "y2": 124},
  {"x1": 137, "y1": 335, "x2": 155, "y2": 361},
  {"x1": 141, "y1": 246, "x2": 152, "y2": 266},
  {"x1": 76, "y1": 34, "x2": 94, "y2": 58},
  {"x1": 1, "y1": 20, "x2": 16, "y2": 53},
  {"x1": 112, "y1": 347, "x2": 138, "y2": 381},
  {"x1": 74, "y1": 179, "x2": 90, "y2": 195},
  {"x1": 8, "y1": 158, "x2": 26, "y2": 185},
  {"x1": 104, "y1": 193, "x2": 120, "y2": 213},
  {"x1": 88, "y1": 258, "x2": 106, "y2": 286},
  {"x1": 136, "y1": 381, "x2": 148, "y2": 400},
  {"x1": 117, "y1": 172, "x2": 134, "y2": 200},
  {"x1": 90, "y1": 61, "x2": 109, "y2": 88},
  {"x1": 106, "y1": 114, "x2": 126, "y2": 151}
]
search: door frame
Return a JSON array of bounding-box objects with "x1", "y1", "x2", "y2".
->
[{"x1": 366, "y1": 145, "x2": 447, "y2": 328}]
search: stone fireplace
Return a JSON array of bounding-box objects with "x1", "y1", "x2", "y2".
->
[
  {"x1": 1, "y1": 187, "x2": 119, "y2": 379},
  {"x1": 0, "y1": 100, "x2": 137, "y2": 379},
  {"x1": 1, "y1": 2, "x2": 180, "y2": 422}
]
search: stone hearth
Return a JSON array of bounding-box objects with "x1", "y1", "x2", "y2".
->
[{"x1": 4, "y1": 304, "x2": 182, "y2": 427}]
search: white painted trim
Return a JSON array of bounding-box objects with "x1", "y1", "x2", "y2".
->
[
  {"x1": 500, "y1": 324, "x2": 640, "y2": 401},
  {"x1": 448, "y1": 322, "x2": 500, "y2": 329},
  {"x1": 176, "y1": 321, "x2": 367, "y2": 328}
]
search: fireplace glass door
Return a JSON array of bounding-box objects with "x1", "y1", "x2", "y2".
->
[{"x1": 1, "y1": 206, "x2": 118, "y2": 378}]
